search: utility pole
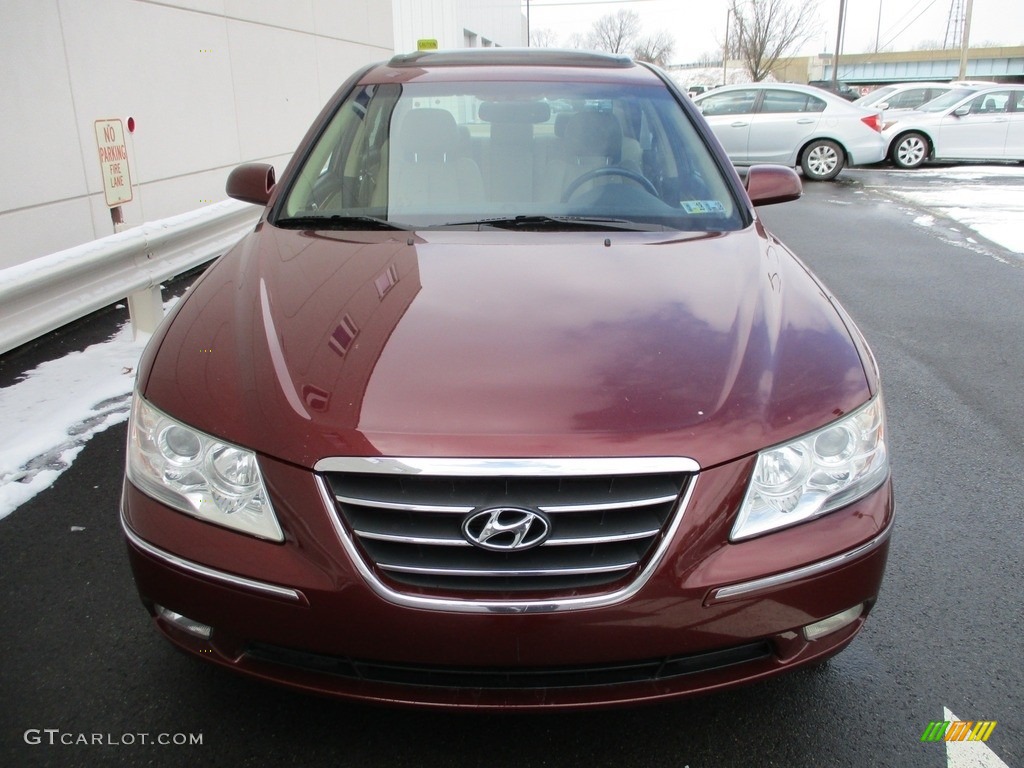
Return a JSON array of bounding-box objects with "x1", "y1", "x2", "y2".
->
[
  {"x1": 832, "y1": 0, "x2": 847, "y2": 89},
  {"x1": 875, "y1": 0, "x2": 882, "y2": 53},
  {"x1": 722, "y1": 7, "x2": 731, "y2": 87},
  {"x1": 957, "y1": 0, "x2": 974, "y2": 79}
]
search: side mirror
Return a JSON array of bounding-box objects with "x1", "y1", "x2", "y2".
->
[
  {"x1": 877, "y1": 101, "x2": 890, "y2": 110},
  {"x1": 226, "y1": 163, "x2": 276, "y2": 206},
  {"x1": 745, "y1": 164, "x2": 802, "y2": 206},
  {"x1": 953, "y1": 105, "x2": 971, "y2": 117}
]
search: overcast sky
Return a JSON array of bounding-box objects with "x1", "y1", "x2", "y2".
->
[{"x1": 525, "y1": 0, "x2": 1024, "y2": 64}]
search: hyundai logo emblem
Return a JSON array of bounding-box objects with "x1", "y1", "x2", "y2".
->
[{"x1": 462, "y1": 507, "x2": 551, "y2": 551}]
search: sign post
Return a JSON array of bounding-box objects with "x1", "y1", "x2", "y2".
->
[{"x1": 94, "y1": 118, "x2": 158, "y2": 337}]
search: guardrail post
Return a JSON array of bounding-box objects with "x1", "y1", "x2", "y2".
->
[{"x1": 127, "y1": 285, "x2": 165, "y2": 339}]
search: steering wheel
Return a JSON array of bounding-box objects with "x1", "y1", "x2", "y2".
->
[{"x1": 561, "y1": 167, "x2": 659, "y2": 203}]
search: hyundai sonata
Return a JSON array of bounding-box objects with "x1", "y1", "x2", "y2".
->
[{"x1": 122, "y1": 49, "x2": 893, "y2": 710}]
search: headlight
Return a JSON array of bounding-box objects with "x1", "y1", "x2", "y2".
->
[
  {"x1": 731, "y1": 396, "x2": 888, "y2": 541},
  {"x1": 126, "y1": 395, "x2": 284, "y2": 542}
]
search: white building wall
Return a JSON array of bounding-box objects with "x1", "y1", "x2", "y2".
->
[
  {"x1": 392, "y1": 0, "x2": 525, "y2": 54},
  {"x1": 0, "y1": 0, "x2": 394, "y2": 270}
]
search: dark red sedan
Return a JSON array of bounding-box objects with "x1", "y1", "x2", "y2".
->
[{"x1": 122, "y1": 49, "x2": 892, "y2": 710}]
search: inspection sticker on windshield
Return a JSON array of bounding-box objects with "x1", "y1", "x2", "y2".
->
[{"x1": 681, "y1": 200, "x2": 725, "y2": 214}]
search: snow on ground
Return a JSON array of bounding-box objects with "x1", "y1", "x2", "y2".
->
[
  {"x1": 0, "y1": 322, "x2": 144, "y2": 519},
  {"x1": 1, "y1": 165, "x2": 1023, "y2": 520},
  {"x1": 875, "y1": 166, "x2": 1024, "y2": 255}
]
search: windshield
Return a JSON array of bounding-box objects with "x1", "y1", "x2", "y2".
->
[
  {"x1": 854, "y1": 86, "x2": 895, "y2": 107},
  {"x1": 918, "y1": 88, "x2": 977, "y2": 112},
  {"x1": 275, "y1": 79, "x2": 743, "y2": 232}
]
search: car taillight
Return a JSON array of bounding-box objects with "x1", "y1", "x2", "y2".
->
[{"x1": 860, "y1": 113, "x2": 882, "y2": 132}]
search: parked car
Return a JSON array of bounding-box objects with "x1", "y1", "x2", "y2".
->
[
  {"x1": 122, "y1": 48, "x2": 893, "y2": 710},
  {"x1": 693, "y1": 82, "x2": 886, "y2": 181},
  {"x1": 883, "y1": 84, "x2": 1024, "y2": 168},
  {"x1": 808, "y1": 79, "x2": 860, "y2": 101},
  {"x1": 854, "y1": 81, "x2": 956, "y2": 112}
]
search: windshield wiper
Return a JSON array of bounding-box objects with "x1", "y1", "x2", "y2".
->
[
  {"x1": 440, "y1": 215, "x2": 664, "y2": 232},
  {"x1": 274, "y1": 214, "x2": 411, "y2": 231}
]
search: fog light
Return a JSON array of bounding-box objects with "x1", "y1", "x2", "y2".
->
[
  {"x1": 155, "y1": 604, "x2": 213, "y2": 639},
  {"x1": 803, "y1": 604, "x2": 863, "y2": 641}
]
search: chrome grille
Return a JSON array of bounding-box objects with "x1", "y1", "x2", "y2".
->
[{"x1": 321, "y1": 458, "x2": 694, "y2": 596}]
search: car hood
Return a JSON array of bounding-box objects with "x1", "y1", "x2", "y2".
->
[{"x1": 140, "y1": 224, "x2": 872, "y2": 469}]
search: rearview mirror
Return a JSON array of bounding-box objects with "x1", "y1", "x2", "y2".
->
[{"x1": 745, "y1": 165, "x2": 802, "y2": 206}]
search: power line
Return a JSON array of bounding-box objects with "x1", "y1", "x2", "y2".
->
[{"x1": 879, "y1": 0, "x2": 941, "y2": 50}]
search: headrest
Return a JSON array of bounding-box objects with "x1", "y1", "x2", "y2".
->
[
  {"x1": 398, "y1": 108, "x2": 460, "y2": 161},
  {"x1": 478, "y1": 101, "x2": 551, "y2": 124},
  {"x1": 564, "y1": 110, "x2": 622, "y2": 161}
]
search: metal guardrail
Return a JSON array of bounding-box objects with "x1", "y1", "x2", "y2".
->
[{"x1": 0, "y1": 200, "x2": 261, "y2": 356}]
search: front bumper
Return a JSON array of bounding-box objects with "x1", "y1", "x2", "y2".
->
[{"x1": 121, "y1": 453, "x2": 893, "y2": 711}]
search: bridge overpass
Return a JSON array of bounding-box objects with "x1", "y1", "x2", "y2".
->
[
  {"x1": 772, "y1": 45, "x2": 1024, "y2": 88},
  {"x1": 814, "y1": 45, "x2": 1023, "y2": 86}
]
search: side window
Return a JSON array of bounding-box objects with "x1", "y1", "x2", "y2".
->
[
  {"x1": 758, "y1": 91, "x2": 824, "y2": 114},
  {"x1": 759, "y1": 90, "x2": 808, "y2": 114},
  {"x1": 969, "y1": 92, "x2": 1010, "y2": 114},
  {"x1": 888, "y1": 89, "x2": 925, "y2": 109},
  {"x1": 806, "y1": 96, "x2": 826, "y2": 113},
  {"x1": 698, "y1": 90, "x2": 758, "y2": 116}
]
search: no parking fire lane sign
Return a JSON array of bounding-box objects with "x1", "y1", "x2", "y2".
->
[{"x1": 94, "y1": 118, "x2": 133, "y2": 207}]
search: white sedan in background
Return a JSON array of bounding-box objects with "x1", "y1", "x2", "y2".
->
[
  {"x1": 884, "y1": 85, "x2": 1024, "y2": 169},
  {"x1": 854, "y1": 82, "x2": 956, "y2": 111},
  {"x1": 694, "y1": 83, "x2": 886, "y2": 181}
]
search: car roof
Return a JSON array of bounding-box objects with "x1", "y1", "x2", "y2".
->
[
  {"x1": 387, "y1": 48, "x2": 634, "y2": 69},
  {"x1": 365, "y1": 48, "x2": 659, "y2": 85},
  {"x1": 870, "y1": 81, "x2": 951, "y2": 91}
]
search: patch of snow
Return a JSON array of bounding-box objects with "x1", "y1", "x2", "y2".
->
[
  {"x1": 880, "y1": 169, "x2": 1024, "y2": 254},
  {"x1": 0, "y1": 321, "x2": 145, "y2": 519}
]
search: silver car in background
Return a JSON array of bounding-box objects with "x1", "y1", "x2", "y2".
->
[
  {"x1": 883, "y1": 85, "x2": 1024, "y2": 169},
  {"x1": 694, "y1": 83, "x2": 886, "y2": 181},
  {"x1": 854, "y1": 82, "x2": 956, "y2": 112}
]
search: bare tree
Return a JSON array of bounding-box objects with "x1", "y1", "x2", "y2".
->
[
  {"x1": 587, "y1": 9, "x2": 642, "y2": 54},
  {"x1": 729, "y1": 0, "x2": 819, "y2": 81},
  {"x1": 565, "y1": 31, "x2": 588, "y2": 50},
  {"x1": 530, "y1": 27, "x2": 559, "y2": 48},
  {"x1": 696, "y1": 50, "x2": 719, "y2": 67},
  {"x1": 634, "y1": 30, "x2": 676, "y2": 67}
]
